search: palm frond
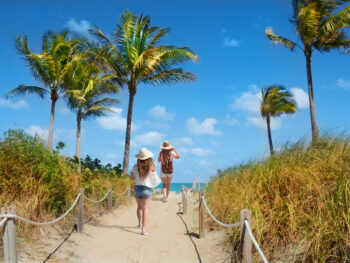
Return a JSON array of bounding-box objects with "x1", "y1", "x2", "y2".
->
[
  {"x1": 143, "y1": 68, "x2": 196, "y2": 85},
  {"x1": 321, "y1": 4, "x2": 350, "y2": 33},
  {"x1": 265, "y1": 27, "x2": 303, "y2": 51},
  {"x1": 6, "y1": 85, "x2": 49, "y2": 99}
]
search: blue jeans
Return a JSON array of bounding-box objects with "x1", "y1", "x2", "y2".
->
[{"x1": 134, "y1": 185, "x2": 152, "y2": 198}]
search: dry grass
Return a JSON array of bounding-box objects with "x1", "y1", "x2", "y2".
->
[
  {"x1": 0, "y1": 130, "x2": 132, "y2": 255},
  {"x1": 205, "y1": 136, "x2": 350, "y2": 262}
]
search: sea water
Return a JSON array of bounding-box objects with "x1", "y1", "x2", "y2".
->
[{"x1": 155, "y1": 183, "x2": 206, "y2": 193}]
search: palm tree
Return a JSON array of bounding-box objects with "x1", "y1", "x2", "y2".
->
[
  {"x1": 6, "y1": 31, "x2": 78, "y2": 149},
  {"x1": 89, "y1": 10, "x2": 199, "y2": 174},
  {"x1": 260, "y1": 86, "x2": 296, "y2": 156},
  {"x1": 265, "y1": 0, "x2": 350, "y2": 141},
  {"x1": 65, "y1": 61, "x2": 120, "y2": 159}
]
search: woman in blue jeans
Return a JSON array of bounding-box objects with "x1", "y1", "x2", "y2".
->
[{"x1": 130, "y1": 148, "x2": 157, "y2": 235}]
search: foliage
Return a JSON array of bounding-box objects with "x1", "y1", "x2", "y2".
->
[
  {"x1": 205, "y1": 135, "x2": 350, "y2": 262},
  {"x1": 86, "y1": 10, "x2": 199, "y2": 173},
  {"x1": 0, "y1": 129, "x2": 131, "y2": 250}
]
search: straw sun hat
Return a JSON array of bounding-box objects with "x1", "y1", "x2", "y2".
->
[
  {"x1": 135, "y1": 147, "x2": 154, "y2": 160},
  {"x1": 160, "y1": 140, "x2": 173, "y2": 150}
]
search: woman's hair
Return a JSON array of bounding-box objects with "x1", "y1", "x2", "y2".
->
[
  {"x1": 137, "y1": 158, "x2": 153, "y2": 178},
  {"x1": 162, "y1": 149, "x2": 172, "y2": 162}
]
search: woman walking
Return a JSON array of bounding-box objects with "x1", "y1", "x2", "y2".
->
[
  {"x1": 158, "y1": 141, "x2": 180, "y2": 202},
  {"x1": 130, "y1": 147, "x2": 160, "y2": 235}
]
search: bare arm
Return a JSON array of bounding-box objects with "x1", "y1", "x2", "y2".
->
[
  {"x1": 130, "y1": 171, "x2": 135, "y2": 181},
  {"x1": 173, "y1": 148, "x2": 180, "y2": 159}
]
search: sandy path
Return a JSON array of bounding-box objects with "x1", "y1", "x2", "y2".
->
[
  {"x1": 18, "y1": 193, "x2": 229, "y2": 263},
  {"x1": 73, "y1": 193, "x2": 200, "y2": 263}
]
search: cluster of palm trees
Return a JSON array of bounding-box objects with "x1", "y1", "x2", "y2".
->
[
  {"x1": 6, "y1": 1, "x2": 350, "y2": 166},
  {"x1": 6, "y1": 10, "x2": 198, "y2": 172},
  {"x1": 260, "y1": 0, "x2": 350, "y2": 156}
]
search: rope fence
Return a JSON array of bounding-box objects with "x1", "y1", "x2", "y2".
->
[
  {"x1": 182, "y1": 179, "x2": 269, "y2": 263},
  {"x1": 0, "y1": 185, "x2": 131, "y2": 263},
  {"x1": 84, "y1": 190, "x2": 110, "y2": 203}
]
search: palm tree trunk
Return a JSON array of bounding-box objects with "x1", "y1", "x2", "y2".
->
[
  {"x1": 266, "y1": 117, "x2": 274, "y2": 156},
  {"x1": 122, "y1": 88, "x2": 135, "y2": 174},
  {"x1": 75, "y1": 110, "x2": 82, "y2": 160},
  {"x1": 48, "y1": 97, "x2": 57, "y2": 150},
  {"x1": 305, "y1": 54, "x2": 319, "y2": 141}
]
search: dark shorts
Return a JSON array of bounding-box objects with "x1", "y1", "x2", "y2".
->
[{"x1": 134, "y1": 185, "x2": 152, "y2": 198}]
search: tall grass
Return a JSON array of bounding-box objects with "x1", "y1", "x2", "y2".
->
[
  {"x1": 0, "y1": 129, "x2": 132, "y2": 252},
  {"x1": 205, "y1": 135, "x2": 350, "y2": 262}
]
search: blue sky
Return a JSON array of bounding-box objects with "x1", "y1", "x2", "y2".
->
[{"x1": 1, "y1": 0, "x2": 350, "y2": 183}]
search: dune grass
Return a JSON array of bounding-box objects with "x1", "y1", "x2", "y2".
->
[
  {"x1": 0, "y1": 129, "x2": 132, "y2": 253},
  {"x1": 205, "y1": 135, "x2": 350, "y2": 262}
]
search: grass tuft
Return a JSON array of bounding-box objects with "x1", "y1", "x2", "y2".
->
[{"x1": 205, "y1": 135, "x2": 350, "y2": 262}]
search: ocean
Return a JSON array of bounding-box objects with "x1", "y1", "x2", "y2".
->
[{"x1": 155, "y1": 182, "x2": 206, "y2": 193}]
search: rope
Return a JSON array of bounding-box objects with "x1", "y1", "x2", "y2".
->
[
  {"x1": 0, "y1": 194, "x2": 81, "y2": 225},
  {"x1": 201, "y1": 196, "x2": 240, "y2": 228},
  {"x1": 0, "y1": 218, "x2": 7, "y2": 227},
  {"x1": 244, "y1": 220, "x2": 269, "y2": 263},
  {"x1": 183, "y1": 190, "x2": 199, "y2": 205},
  {"x1": 84, "y1": 190, "x2": 110, "y2": 203},
  {"x1": 113, "y1": 186, "x2": 130, "y2": 196}
]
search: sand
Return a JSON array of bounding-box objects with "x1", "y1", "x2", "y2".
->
[{"x1": 17, "y1": 192, "x2": 230, "y2": 263}]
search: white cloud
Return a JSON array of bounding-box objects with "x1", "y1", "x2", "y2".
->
[
  {"x1": 178, "y1": 146, "x2": 189, "y2": 154},
  {"x1": 148, "y1": 105, "x2": 175, "y2": 121},
  {"x1": 0, "y1": 98, "x2": 28, "y2": 109},
  {"x1": 290, "y1": 87, "x2": 309, "y2": 109},
  {"x1": 231, "y1": 90, "x2": 261, "y2": 113},
  {"x1": 173, "y1": 137, "x2": 194, "y2": 147},
  {"x1": 57, "y1": 106, "x2": 71, "y2": 115},
  {"x1": 223, "y1": 114, "x2": 239, "y2": 126},
  {"x1": 187, "y1": 117, "x2": 222, "y2": 136},
  {"x1": 105, "y1": 153, "x2": 117, "y2": 159},
  {"x1": 336, "y1": 78, "x2": 350, "y2": 90},
  {"x1": 198, "y1": 160, "x2": 212, "y2": 168},
  {"x1": 191, "y1": 148, "x2": 215, "y2": 157},
  {"x1": 66, "y1": 18, "x2": 91, "y2": 37},
  {"x1": 25, "y1": 125, "x2": 48, "y2": 140},
  {"x1": 133, "y1": 131, "x2": 165, "y2": 147},
  {"x1": 223, "y1": 38, "x2": 240, "y2": 47},
  {"x1": 97, "y1": 107, "x2": 137, "y2": 131},
  {"x1": 246, "y1": 116, "x2": 281, "y2": 130}
]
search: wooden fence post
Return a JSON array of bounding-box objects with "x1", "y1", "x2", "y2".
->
[
  {"x1": 77, "y1": 188, "x2": 84, "y2": 233},
  {"x1": 2, "y1": 207, "x2": 10, "y2": 263},
  {"x1": 183, "y1": 187, "x2": 188, "y2": 215},
  {"x1": 8, "y1": 206, "x2": 17, "y2": 263},
  {"x1": 240, "y1": 209, "x2": 252, "y2": 263},
  {"x1": 199, "y1": 191, "x2": 205, "y2": 238},
  {"x1": 108, "y1": 189, "x2": 113, "y2": 212},
  {"x1": 193, "y1": 178, "x2": 197, "y2": 194},
  {"x1": 198, "y1": 179, "x2": 200, "y2": 192}
]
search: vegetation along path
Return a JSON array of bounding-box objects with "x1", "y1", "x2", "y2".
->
[{"x1": 21, "y1": 192, "x2": 227, "y2": 263}]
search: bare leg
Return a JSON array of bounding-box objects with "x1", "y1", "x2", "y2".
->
[
  {"x1": 161, "y1": 177, "x2": 167, "y2": 200},
  {"x1": 141, "y1": 197, "x2": 152, "y2": 233},
  {"x1": 136, "y1": 198, "x2": 143, "y2": 227},
  {"x1": 166, "y1": 176, "x2": 172, "y2": 198}
]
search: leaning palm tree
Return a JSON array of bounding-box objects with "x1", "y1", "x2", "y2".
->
[
  {"x1": 89, "y1": 10, "x2": 199, "y2": 174},
  {"x1": 260, "y1": 86, "x2": 296, "y2": 156},
  {"x1": 65, "y1": 61, "x2": 120, "y2": 159},
  {"x1": 265, "y1": 0, "x2": 350, "y2": 141},
  {"x1": 6, "y1": 31, "x2": 78, "y2": 149}
]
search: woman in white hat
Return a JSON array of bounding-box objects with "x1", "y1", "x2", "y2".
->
[
  {"x1": 158, "y1": 141, "x2": 180, "y2": 202},
  {"x1": 130, "y1": 147, "x2": 160, "y2": 235}
]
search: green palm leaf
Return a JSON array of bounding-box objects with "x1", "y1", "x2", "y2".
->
[{"x1": 6, "y1": 85, "x2": 49, "y2": 99}]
